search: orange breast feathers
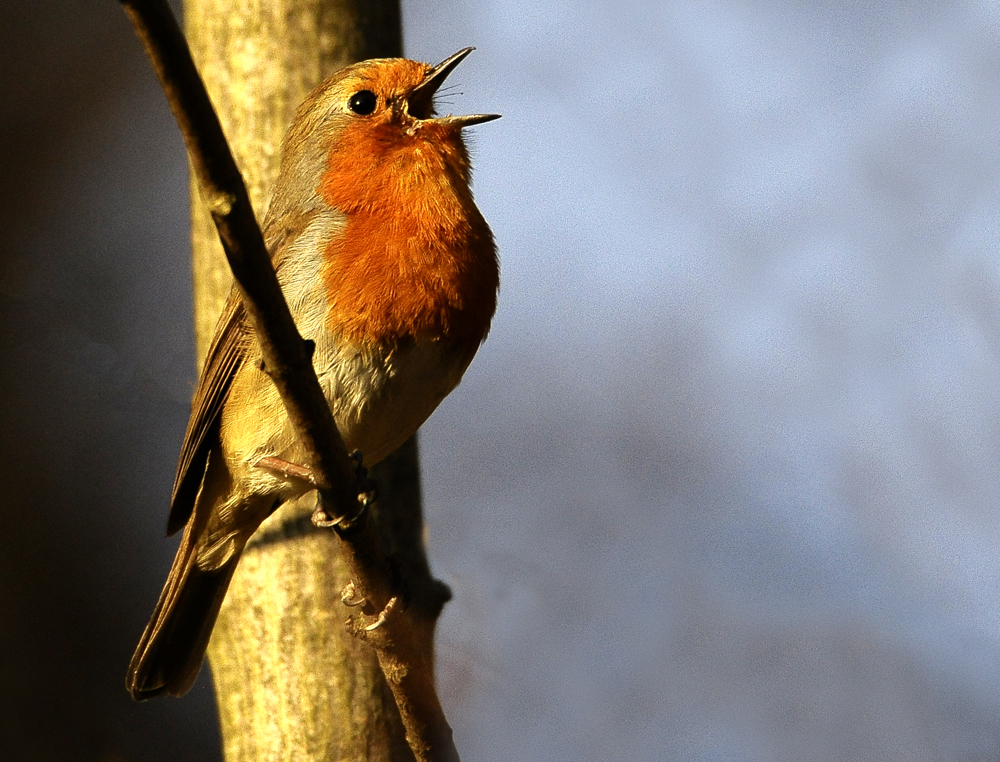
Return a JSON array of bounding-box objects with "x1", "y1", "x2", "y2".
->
[{"x1": 318, "y1": 116, "x2": 499, "y2": 352}]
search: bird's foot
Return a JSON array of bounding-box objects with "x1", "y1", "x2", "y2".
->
[
  {"x1": 350, "y1": 450, "x2": 379, "y2": 511},
  {"x1": 256, "y1": 453, "x2": 376, "y2": 528},
  {"x1": 305, "y1": 451, "x2": 378, "y2": 529}
]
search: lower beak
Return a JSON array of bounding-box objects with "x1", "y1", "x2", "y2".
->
[{"x1": 434, "y1": 113, "x2": 502, "y2": 127}]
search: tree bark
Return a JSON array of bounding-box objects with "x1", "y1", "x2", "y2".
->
[{"x1": 183, "y1": 3, "x2": 422, "y2": 760}]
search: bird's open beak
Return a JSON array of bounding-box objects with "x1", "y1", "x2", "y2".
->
[{"x1": 409, "y1": 47, "x2": 501, "y2": 127}]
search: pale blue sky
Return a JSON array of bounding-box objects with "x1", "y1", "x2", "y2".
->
[{"x1": 403, "y1": 2, "x2": 1000, "y2": 760}]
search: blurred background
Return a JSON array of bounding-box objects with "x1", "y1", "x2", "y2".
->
[{"x1": 3, "y1": 0, "x2": 1000, "y2": 760}]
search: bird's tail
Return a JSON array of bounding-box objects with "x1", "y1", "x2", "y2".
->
[{"x1": 126, "y1": 524, "x2": 242, "y2": 700}]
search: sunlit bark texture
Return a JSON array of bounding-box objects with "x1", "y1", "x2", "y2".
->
[{"x1": 183, "y1": 3, "x2": 424, "y2": 760}]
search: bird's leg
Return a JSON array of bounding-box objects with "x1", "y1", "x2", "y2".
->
[
  {"x1": 256, "y1": 451, "x2": 376, "y2": 528},
  {"x1": 257, "y1": 449, "x2": 376, "y2": 529},
  {"x1": 255, "y1": 455, "x2": 317, "y2": 487}
]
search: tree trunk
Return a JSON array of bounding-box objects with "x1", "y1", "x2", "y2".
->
[{"x1": 183, "y1": 3, "x2": 421, "y2": 760}]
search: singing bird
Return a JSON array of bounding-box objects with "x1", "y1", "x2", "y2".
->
[{"x1": 127, "y1": 48, "x2": 499, "y2": 700}]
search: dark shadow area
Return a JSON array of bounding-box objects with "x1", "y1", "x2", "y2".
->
[{"x1": 0, "y1": 2, "x2": 221, "y2": 760}]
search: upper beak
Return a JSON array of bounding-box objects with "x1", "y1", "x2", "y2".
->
[{"x1": 408, "y1": 47, "x2": 501, "y2": 127}]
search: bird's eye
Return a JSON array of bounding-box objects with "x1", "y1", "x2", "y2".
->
[{"x1": 348, "y1": 90, "x2": 378, "y2": 116}]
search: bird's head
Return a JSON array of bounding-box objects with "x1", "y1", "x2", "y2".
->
[{"x1": 267, "y1": 48, "x2": 499, "y2": 222}]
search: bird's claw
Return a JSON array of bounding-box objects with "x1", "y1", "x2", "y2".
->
[
  {"x1": 351, "y1": 450, "x2": 378, "y2": 510},
  {"x1": 310, "y1": 501, "x2": 341, "y2": 528},
  {"x1": 311, "y1": 450, "x2": 378, "y2": 529},
  {"x1": 257, "y1": 451, "x2": 375, "y2": 529}
]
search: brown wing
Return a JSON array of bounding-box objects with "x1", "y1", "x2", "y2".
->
[
  {"x1": 166, "y1": 288, "x2": 249, "y2": 536},
  {"x1": 165, "y1": 204, "x2": 322, "y2": 536}
]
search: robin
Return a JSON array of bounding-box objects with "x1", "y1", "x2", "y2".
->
[{"x1": 127, "y1": 48, "x2": 499, "y2": 699}]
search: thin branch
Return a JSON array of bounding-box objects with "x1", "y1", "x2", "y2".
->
[{"x1": 118, "y1": 1, "x2": 460, "y2": 760}]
